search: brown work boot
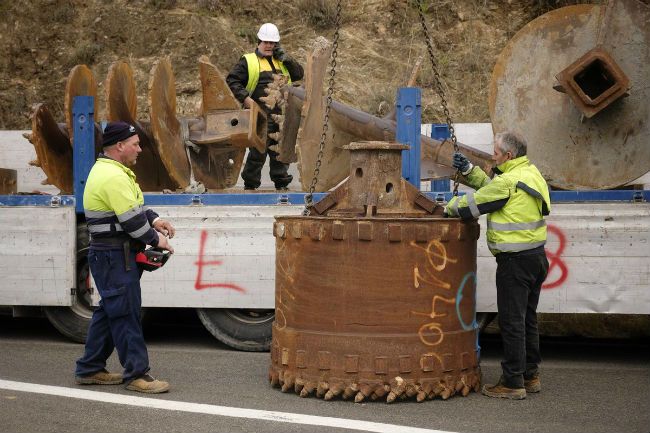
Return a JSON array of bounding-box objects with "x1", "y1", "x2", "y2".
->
[
  {"x1": 524, "y1": 375, "x2": 541, "y2": 393},
  {"x1": 125, "y1": 374, "x2": 170, "y2": 394},
  {"x1": 75, "y1": 369, "x2": 123, "y2": 385},
  {"x1": 481, "y1": 377, "x2": 526, "y2": 400}
]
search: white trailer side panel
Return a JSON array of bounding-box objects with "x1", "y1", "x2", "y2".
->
[
  {"x1": 476, "y1": 203, "x2": 650, "y2": 314},
  {"x1": 137, "y1": 205, "x2": 303, "y2": 308},
  {"x1": 0, "y1": 206, "x2": 75, "y2": 305},
  {"x1": 133, "y1": 202, "x2": 650, "y2": 314}
]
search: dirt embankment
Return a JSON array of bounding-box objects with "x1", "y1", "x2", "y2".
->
[{"x1": 0, "y1": 0, "x2": 569, "y2": 130}]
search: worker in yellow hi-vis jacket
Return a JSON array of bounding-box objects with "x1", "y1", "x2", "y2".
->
[
  {"x1": 74, "y1": 121, "x2": 174, "y2": 394},
  {"x1": 446, "y1": 131, "x2": 551, "y2": 400},
  {"x1": 226, "y1": 22, "x2": 304, "y2": 191}
]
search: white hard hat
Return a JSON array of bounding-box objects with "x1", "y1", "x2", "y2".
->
[{"x1": 257, "y1": 23, "x2": 280, "y2": 42}]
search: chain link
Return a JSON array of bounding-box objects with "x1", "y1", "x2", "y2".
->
[
  {"x1": 303, "y1": 0, "x2": 342, "y2": 215},
  {"x1": 417, "y1": 2, "x2": 461, "y2": 196}
]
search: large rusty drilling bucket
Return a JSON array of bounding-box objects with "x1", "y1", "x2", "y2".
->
[{"x1": 271, "y1": 141, "x2": 481, "y2": 402}]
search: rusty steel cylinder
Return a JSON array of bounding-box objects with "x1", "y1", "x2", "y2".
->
[{"x1": 270, "y1": 141, "x2": 481, "y2": 402}]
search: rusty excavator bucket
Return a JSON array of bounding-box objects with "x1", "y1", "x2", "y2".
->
[{"x1": 265, "y1": 37, "x2": 493, "y2": 192}]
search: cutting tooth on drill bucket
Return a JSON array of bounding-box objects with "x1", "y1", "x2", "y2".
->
[
  {"x1": 281, "y1": 373, "x2": 295, "y2": 393},
  {"x1": 22, "y1": 132, "x2": 33, "y2": 143},
  {"x1": 386, "y1": 377, "x2": 406, "y2": 403},
  {"x1": 271, "y1": 113, "x2": 284, "y2": 125},
  {"x1": 440, "y1": 386, "x2": 452, "y2": 400},
  {"x1": 370, "y1": 384, "x2": 390, "y2": 401},
  {"x1": 28, "y1": 159, "x2": 40, "y2": 167},
  {"x1": 268, "y1": 132, "x2": 281, "y2": 142},
  {"x1": 294, "y1": 377, "x2": 305, "y2": 394},
  {"x1": 316, "y1": 381, "x2": 329, "y2": 398},
  {"x1": 338, "y1": 382, "x2": 357, "y2": 400},
  {"x1": 106, "y1": 60, "x2": 176, "y2": 192},
  {"x1": 324, "y1": 382, "x2": 344, "y2": 401},
  {"x1": 269, "y1": 370, "x2": 279, "y2": 387},
  {"x1": 300, "y1": 382, "x2": 316, "y2": 398}
]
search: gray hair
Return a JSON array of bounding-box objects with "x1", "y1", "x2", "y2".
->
[{"x1": 494, "y1": 131, "x2": 527, "y2": 158}]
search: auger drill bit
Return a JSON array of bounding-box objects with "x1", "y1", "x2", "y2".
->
[
  {"x1": 148, "y1": 56, "x2": 267, "y2": 190},
  {"x1": 266, "y1": 36, "x2": 493, "y2": 192}
]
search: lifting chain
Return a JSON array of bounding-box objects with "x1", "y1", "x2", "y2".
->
[
  {"x1": 417, "y1": 2, "x2": 461, "y2": 196},
  {"x1": 303, "y1": 0, "x2": 342, "y2": 215}
]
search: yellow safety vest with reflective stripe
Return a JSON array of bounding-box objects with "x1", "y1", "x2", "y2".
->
[
  {"x1": 244, "y1": 52, "x2": 291, "y2": 94},
  {"x1": 446, "y1": 156, "x2": 551, "y2": 256},
  {"x1": 83, "y1": 157, "x2": 157, "y2": 246}
]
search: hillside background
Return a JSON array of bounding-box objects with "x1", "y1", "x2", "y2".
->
[{"x1": 0, "y1": 0, "x2": 592, "y2": 130}]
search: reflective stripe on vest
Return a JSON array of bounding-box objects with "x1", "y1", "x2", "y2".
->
[
  {"x1": 487, "y1": 219, "x2": 546, "y2": 231},
  {"x1": 244, "y1": 52, "x2": 291, "y2": 94},
  {"x1": 487, "y1": 240, "x2": 546, "y2": 252}
]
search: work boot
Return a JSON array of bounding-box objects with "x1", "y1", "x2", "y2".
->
[
  {"x1": 75, "y1": 369, "x2": 123, "y2": 385},
  {"x1": 524, "y1": 375, "x2": 541, "y2": 393},
  {"x1": 481, "y1": 377, "x2": 526, "y2": 400},
  {"x1": 125, "y1": 374, "x2": 169, "y2": 394}
]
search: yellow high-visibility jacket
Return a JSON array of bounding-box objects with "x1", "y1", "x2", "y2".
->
[
  {"x1": 83, "y1": 156, "x2": 159, "y2": 248},
  {"x1": 446, "y1": 156, "x2": 551, "y2": 256},
  {"x1": 243, "y1": 52, "x2": 291, "y2": 94}
]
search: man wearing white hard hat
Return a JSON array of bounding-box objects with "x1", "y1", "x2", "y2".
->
[{"x1": 227, "y1": 23, "x2": 304, "y2": 191}]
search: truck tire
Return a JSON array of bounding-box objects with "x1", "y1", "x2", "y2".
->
[
  {"x1": 196, "y1": 308, "x2": 274, "y2": 351},
  {"x1": 44, "y1": 224, "x2": 93, "y2": 343}
]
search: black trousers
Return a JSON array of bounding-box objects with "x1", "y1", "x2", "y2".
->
[
  {"x1": 241, "y1": 110, "x2": 292, "y2": 189},
  {"x1": 495, "y1": 247, "x2": 549, "y2": 388},
  {"x1": 241, "y1": 145, "x2": 292, "y2": 189}
]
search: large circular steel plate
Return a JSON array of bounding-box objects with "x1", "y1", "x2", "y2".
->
[{"x1": 489, "y1": 3, "x2": 650, "y2": 189}]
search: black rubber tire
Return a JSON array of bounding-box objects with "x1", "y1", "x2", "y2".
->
[
  {"x1": 196, "y1": 308, "x2": 274, "y2": 351},
  {"x1": 44, "y1": 223, "x2": 93, "y2": 343}
]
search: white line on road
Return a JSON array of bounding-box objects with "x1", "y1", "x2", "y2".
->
[{"x1": 0, "y1": 379, "x2": 453, "y2": 433}]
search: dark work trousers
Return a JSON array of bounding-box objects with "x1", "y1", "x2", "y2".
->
[
  {"x1": 241, "y1": 107, "x2": 292, "y2": 190},
  {"x1": 495, "y1": 248, "x2": 549, "y2": 388},
  {"x1": 75, "y1": 248, "x2": 150, "y2": 383}
]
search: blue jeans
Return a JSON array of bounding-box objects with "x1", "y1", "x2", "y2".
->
[
  {"x1": 75, "y1": 248, "x2": 149, "y2": 382},
  {"x1": 495, "y1": 249, "x2": 549, "y2": 388}
]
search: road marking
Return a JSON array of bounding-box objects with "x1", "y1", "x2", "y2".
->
[{"x1": 0, "y1": 379, "x2": 453, "y2": 433}]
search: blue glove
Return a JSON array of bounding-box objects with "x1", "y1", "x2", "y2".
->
[
  {"x1": 452, "y1": 152, "x2": 473, "y2": 175},
  {"x1": 273, "y1": 45, "x2": 286, "y2": 62}
]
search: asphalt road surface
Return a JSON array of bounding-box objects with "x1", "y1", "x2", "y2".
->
[{"x1": 1, "y1": 310, "x2": 648, "y2": 433}]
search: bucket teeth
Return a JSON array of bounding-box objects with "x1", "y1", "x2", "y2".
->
[
  {"x1": 341, "y1": 383, "x2": 358, "y2": 400},
  {"x1": 22, "y1": 132, "x2": 33, "y2": 142},
  {"x1": 300, "y1": 381, "x2": 316, "y2": 398},
  {"x1": 294, "y1": 377, "x2": 305, "y2": 394},
  {"x1": 28, "y1": 159, "x2": 40, "y2": 167},
  {"x1": 316, "y1": 381, "x2": 329, "y2": 398},
  {"x1": 354, "y1": 392, "x2": 365, "y2": 403}
]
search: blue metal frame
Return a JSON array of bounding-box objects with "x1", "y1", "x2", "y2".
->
[
  {"x1": 72, "y1": 96, "x2": 95, "y2": 214},
  {"x1": 396, "y1": 87, "x2": 421, "y2": 187}
]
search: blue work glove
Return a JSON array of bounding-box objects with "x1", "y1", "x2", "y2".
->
[
  {"x1": 452, "y1": 152, "x2": 473, "y2": 175},
  {"x1": 273, "y1": 45, "x2": 286, "y2": 62}
]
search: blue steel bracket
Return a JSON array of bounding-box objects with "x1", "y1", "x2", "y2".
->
[
  {"x1": 396, "y1": 87, "x2": 422, "y2": 188},
  {"x1": 72, "y1": 96, "x2": 96, "y2": 214}
]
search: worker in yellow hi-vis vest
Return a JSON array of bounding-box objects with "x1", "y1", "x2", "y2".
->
[{"x1": 227, "y1": 22, "x2": 304, "y2": 191}]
